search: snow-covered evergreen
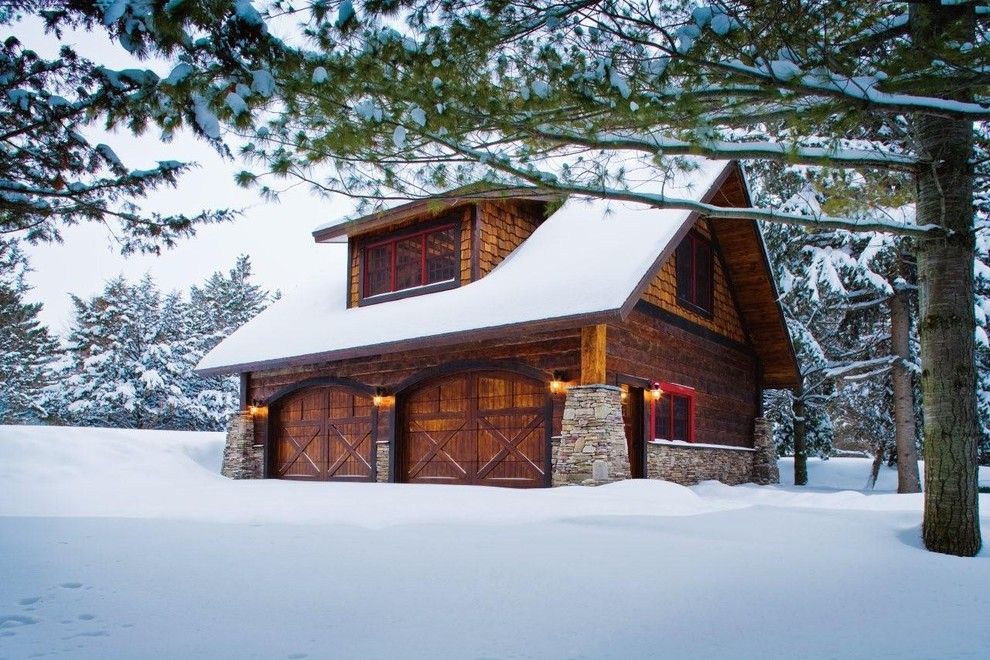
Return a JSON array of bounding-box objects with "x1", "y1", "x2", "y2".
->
[
  {"x1": 185, "y1": 255, "x2": 276, "y2": 430},
  {"x1": 0, "y1": 238, "x2": 61, "y2": 423},
  {"x1": 56, "y1": 256, "x2": 274, "y2": 431},
  {"x1": 61, "y1": 276, "x2": 192, "y2": 429}
]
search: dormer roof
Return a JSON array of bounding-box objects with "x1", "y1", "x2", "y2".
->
[{"x1": 311, "y1": 184, "x2": 560, "y2": 243}]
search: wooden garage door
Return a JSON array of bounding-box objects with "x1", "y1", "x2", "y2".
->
[
  {"x1": 402, "y1": 371, "x2": 548, "y2": 488},
  {"x1": 272, "y1": 386, "x2": 376, "y2": 481}
]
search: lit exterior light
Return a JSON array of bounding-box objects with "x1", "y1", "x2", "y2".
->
[
  {"x1": 549, "y1": 371, "x2": 566, "y2": 394},
  {"x1": 373, "y1": 388, "x2": 385, "y2": 407},
  {"x1": 650, "y1": 381, "x2": 664, "y2": 401},
  {"x1": 248, "y1": 399, "x2": 263, "y2": 418}
]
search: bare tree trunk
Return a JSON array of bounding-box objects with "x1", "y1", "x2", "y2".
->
[
  {"x1": 793, "y1": 387, "x2": 808, "y2": 486},
  {"x1": 912, "y1": 1, "x2": 982, "y2": 557},
  {"x1": 870, "y1": 441, "x2": 885, "y2": 490},
  {"x1": 891, "y1": 268, "x2": 922, "y2": 493}
]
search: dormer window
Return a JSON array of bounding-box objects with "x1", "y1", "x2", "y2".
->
[
  {"x1": 361, "y1": 223, "x2": 458, "y2": 302},
  {"x1": 675, "y1": 230, "x2": 713, "y2": 315}
]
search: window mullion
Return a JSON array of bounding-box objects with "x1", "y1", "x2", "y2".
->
[
  {"x1": 421, "y1": 233, "x2": 427, "y2": 286},
  {"x1": 389, "y1": 240, "x2": 397, "y2": 292}
]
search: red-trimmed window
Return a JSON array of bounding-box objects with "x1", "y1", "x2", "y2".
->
[
  {"x1": 675, "y1": 231, "x2": 713, "y2": 314},
  {"x1": 362, "y1": 224, "x2": 457, "y2": 299},
  {"x1": 650, "y1": 382, "x2": 696, "y2": 442}
]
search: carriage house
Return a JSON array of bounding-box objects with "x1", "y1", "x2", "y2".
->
[{"x1": 197, "y1": 159, "x2": 798, "y2": 488}]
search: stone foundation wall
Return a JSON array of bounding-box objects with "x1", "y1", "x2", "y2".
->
[
  {"x1": 221, "y1": 411, "x2": 263, "y2": 479},
  {"x1": 646, "y1": 441, "x2": 754, "y2": 486},
  {"x1": 376, "y1": 440, "x2": 391, "y2": 483},
  {"x1": 645, "y1": 418, "x2": 779, "y2": 486},
  {"x1": 552, "y1": 385, "x2": 630, "y2": 486}
]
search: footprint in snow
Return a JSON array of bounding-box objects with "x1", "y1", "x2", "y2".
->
[
  {"x1": 59, "y1": 582, "x2": 83, "y2": 589},
  {"x1": 68, "y1": 630, "x2": 109, "y2": 638},
  {"x1": 287, "y1": 654, "x2": 309, "y2": 659},
  {"x1": 78, "y1": 614, "x2": 95, "y2": 621},
  {"x1": 0, "y1": 614, "x2": 39, "y2": 629},
  {"x1": 18, "y1": 597, "x2": 41, "y2": 606}
]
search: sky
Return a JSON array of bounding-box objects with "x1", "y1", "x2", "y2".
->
[{"x1": 13, "y1": 13, "x2": 352, "y2": 335}]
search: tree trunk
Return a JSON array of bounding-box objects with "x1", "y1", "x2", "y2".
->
[
  {"x1": 890, "y1": 270, "x2": 922, "y2": 493},
  {"x1": 911, "y1": 1, "x2": 982, "y2": 557},
  {"x1": 793, "y1": 388, "x2": 808, "y2": 486},
  {"x1": 870, "y1": 441, "x2": 885, "y2": 490}
]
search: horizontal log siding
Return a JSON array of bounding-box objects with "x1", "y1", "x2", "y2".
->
[
  {"x1": 607, "y1": 309, "x2": 758, "y2": 448},
  {"x1": 477, "y1": 200, "x2": 544, "y2": 277},
  {"x1": 347, "y1": 208, "x2": 472, "y2": 308},
  {"x1": 641, "y1": 218, "x2": 747, "y2": 343},
  {"x1": 248, "y1": 328, "x2": 580, "y2": 449}
]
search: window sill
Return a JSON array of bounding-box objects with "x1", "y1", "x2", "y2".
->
[
  {"x1": 675, "y1": 297, "x2": 714, "y2": 320},
  {"x1": 359, "y1": 279, "x2": 459, "y2": 306}
]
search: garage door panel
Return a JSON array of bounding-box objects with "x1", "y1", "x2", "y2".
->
[
  {"x1": 276, "y1": 422, "x2": 323, "y2": 478},
  {"x1": 272, "y1": 386, "x2": 376, "y2": 481},
  {"x1": 511, "y1": 381, "x2": 544, "y2": 409},
  {"x1": 326, "y1": 420, "x2": 374, "y2": 479},
  {"x1": 477, "y1": 375, "x2": 511, "y2": 410},
  {"x1": 402, "y1": 371, "x2": 548, "y2": 488}
]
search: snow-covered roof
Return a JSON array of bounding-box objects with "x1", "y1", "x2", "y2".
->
[{"x1": 197, "y1": 159, "x2": 732, "y2": 376}]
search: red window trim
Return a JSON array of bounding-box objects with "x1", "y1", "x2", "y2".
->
[
  {"x1": 361, "y1": 222, "x2": 457, "y2": 300},
  {"x1": 675, "y1": 230, "x2": 714, "y2": 316},
  {"x1": 649, "y1": 381, "x2": 696, "y2": 443}
]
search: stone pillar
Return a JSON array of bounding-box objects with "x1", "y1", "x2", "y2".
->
[
  {"x1": 376, "y1": 440, "x2": 391, "y2": 483},
  {"x1": 750, "y1": 417, "x2": 780, "y2": 485},
  {"x1": 552, "y1": 385, "x2": 630, "y2": 486},
  {"x1": 221, "y1": 411, "x2": 263, "y2": 479}
]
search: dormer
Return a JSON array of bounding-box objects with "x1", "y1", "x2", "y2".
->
[{"x1": 312, "y1": 187, "x2": 556, "y2": 308}]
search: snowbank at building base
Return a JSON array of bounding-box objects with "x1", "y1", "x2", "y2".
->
[{"x1": 1, "y1": 425, "x2": 988, "y2": 659}]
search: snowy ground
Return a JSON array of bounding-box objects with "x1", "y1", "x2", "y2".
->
[{"x1": 1, "y1": 426, "x2": 988, "y2": 659}]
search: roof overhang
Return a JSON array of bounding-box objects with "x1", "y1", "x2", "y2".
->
[{"x1": 194, "y1": 308, "x2": 618, "y2": 377}]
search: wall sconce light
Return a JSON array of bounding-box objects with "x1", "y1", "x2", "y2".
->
[
  {"x1": 248, "y1": 399, "x2": 262, "y2": 417},
  {"x1": 549, "y1": 371, "x2": 566, "y2": 394},
  {"x1": 650, "y1": 381, "x2": 664, "y2": 401},
  {"x1": 620, "y1": 384, "x2": 629, "y2": 402},
  {"x1": 373, "y1": 387, "x2": 385, "y2": 407}
]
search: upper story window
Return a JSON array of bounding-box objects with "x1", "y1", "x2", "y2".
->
[
  {"x1": 362, "y1": 223, "x2": 458, "y2": 301},
  {"x1": 651, "y1": 382, "x2": 696, "y2": 443},
  {"x1": 675, "y1": 230, "x2": 713, "y2": 315}
]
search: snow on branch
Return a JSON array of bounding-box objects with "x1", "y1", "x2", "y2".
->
[
  {"x1": 531, "y1": 128, "x2": 920, "y2": 172},
  {"x1": 426, "y1": 135, "x2": 942, "y2": 238},
  {"x1": 719, "y1": 59, "x2": 990, "y2": 120}
]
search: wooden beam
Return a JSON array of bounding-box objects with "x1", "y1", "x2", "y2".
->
[{"x1": 580, "y1": 324, "x2": 607, "y2": 385}]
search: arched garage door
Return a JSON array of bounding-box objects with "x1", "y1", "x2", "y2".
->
[
  {"x1": 271, "y1": 386, "x2": 377, "y2": 481},
  {"x1": 401, "y1": 371, "x2": 549, "y2": 488}
]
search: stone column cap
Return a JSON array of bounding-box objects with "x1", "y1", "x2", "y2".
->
[{"x1": 566, "y1": 384, "x2": 622, "y2": 393}]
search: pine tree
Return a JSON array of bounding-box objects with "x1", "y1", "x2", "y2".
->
[
  {"x1": 750, "y1": 163, "x2": 922, "y2": 489},
  {"x1": 0, "y1": 238, "x2": 61, "y2": 423},
  {"x1": 61, "y1": 275, "x2": 193, "y2": 429},
  {"x1": 0, "y1": 3, "x2": 236, "y2": 253},
  {"x1": 185, "y1": 255, "x2": 273, "y2": 430}
]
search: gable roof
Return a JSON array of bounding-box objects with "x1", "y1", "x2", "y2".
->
[{"x1": 196, "y1": 159, "x2": 799, "y2": 389}]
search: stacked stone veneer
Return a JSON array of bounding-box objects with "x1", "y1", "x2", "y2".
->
[
  {"x1": 749, "y1": 417, "x2": 780, "y2": 485},
  {"x1": 552, "y1": 385, "x2": 630, "y2": 486},
  {"x1": 645, "y1": 417, "x2": 779, "y2": 486},
  {"x1": 221, "y1": 411, "x2": 264, "y2": 479},
  {"x1": 376, "y1": 440, "x2": 391, "y2": 483}
]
